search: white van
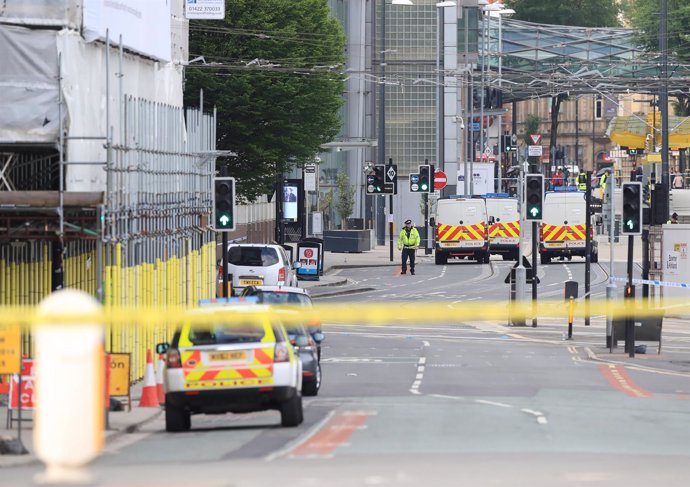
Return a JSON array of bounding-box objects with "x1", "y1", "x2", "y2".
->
[
  {"x1": 485, "y1": 196, "x2": 519, "y2": 260},
  {"x1": 431, "y1": 197, "x2": 490, "y2": 265},
  {"x1": 540, "y1": 190, "x2": 598, "y2": 264},
  {"x1": 218, "y1": 244, "x2": 298, "y2": 296}
]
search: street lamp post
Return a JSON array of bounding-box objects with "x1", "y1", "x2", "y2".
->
[
  {"x1": 378, "y1": 0, "x2": 412, "y2": 249},
  {"x1": 436, "y1": 1, "x2": 456, "y2": 178}
]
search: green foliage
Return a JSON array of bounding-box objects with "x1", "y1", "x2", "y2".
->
[
  {"x1": 335, "y1": 172, "x2": 355, "y2": 228},
  {"x1": 184, "y1": 0, "x2": 347, "y2": 200},
  {"x1": 506, "y1": 0, "x2": 621, "y2": 27},
  {"x1": 623, "y1": 0, "x2": 690, "y2": 115}
]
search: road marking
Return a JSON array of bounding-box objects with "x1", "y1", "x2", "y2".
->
[
  {"x1": 422, "y1": 341, "x2": 430, "y2": 348},
  {"x1": 265, "y1": 410, "x2": 336, "y2": 461},
  {"x1": 599, "y1": 364, "x2": 653, "y2": 397},
  {"x1": 563, "y1": 264, "x2": 573, "y2": 280},
  {"x1": 475, "y1": 399, "x2": 512, "y2": 408},
  {"x1": 521, "y1": 408, "x2": 548, "y2": 424},
  {"x1": 285, "y1": 411, "x2": 371, "y2": 458},
  {"x1": 410, "y1": 353, "x2": 428, "y2": 395}
]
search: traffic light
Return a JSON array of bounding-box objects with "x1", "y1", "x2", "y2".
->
[
  {"x1": 213, "y1": 177, "x2": 235, "y2": 231},
  {"x1": 525, "y1": 174, "x2": 544, "y2": 221},
  {"x1": 502, "y1": 134, "x2": 512, "y2": 152},
  {"x1": 366, "y1": 164, "x2": 386, "y2": 194},
  {"x1": 418, "y1": 164, "x2": 431, "y2": 193},
  {"x1": 622, "y1": 182, "x2": 642, "y2": 235}
]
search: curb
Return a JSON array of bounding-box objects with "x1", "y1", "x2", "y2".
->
[{"x1": 311, "y1": 287, "x2": 377, "y2": 299}]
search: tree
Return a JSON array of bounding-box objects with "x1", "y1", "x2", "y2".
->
[
  {"x1": 623, "y1": 0, "x2": 690, "y2": 116},
  {"x1": 335, "y1": 172, "x2": 355, "y2": 229},
  {"x1": 184, "y1": 0, "x2": 346, "y2": 201},
  {"x1": 506, "y1": 0, "x2": 620, "y2": 27}
]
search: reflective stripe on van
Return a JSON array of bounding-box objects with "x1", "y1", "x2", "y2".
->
[
  {"x1": 489, "y1": 221, "x2": 520, "y2": 238},
  {"x1": 437, "y1": 222, "x2": 487, "y2": 241},
  {"x1": 541, "y1": 224, "x2": 586, "y2": 241}
]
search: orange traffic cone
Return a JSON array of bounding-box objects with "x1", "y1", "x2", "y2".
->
[
  {"x1": 156, "y1": 353, "x2": 166, "y2": 405},
  {"x1": 138, "y1": 349, "x2": 160, "y2": 408}
]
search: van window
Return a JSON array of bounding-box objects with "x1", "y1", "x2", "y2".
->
[{"x1": 228, "y1": 246, "x2": 279, "y2": 267}]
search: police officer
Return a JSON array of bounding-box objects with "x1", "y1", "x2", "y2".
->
[
  {"x1": 397, "y1": 219, "x2": 420, "y2": 275},
  {"x1": 577, "y1": 169, "x2": 587, "y2": 191},
  {"x1": 599, "y1": 170, "x2": 609, "y2": 201}
]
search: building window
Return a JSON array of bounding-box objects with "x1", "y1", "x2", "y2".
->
[
  {"x1": 595, "y1": 95, "x2": 603, "y2": 119},
  {"x1": 458, "y1": 7, "x2": 479, "y2": 61}
]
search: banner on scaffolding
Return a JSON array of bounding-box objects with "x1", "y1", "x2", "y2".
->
[{"x1": 83, "y1": 0, "x2": 172, "y2": 62}]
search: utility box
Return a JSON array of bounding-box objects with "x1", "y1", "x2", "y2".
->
[{"x1": 662, "y1": 224, "x2": 690, "y2": 318}]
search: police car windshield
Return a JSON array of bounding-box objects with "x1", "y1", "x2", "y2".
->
[{"x1": 188, "y1": 321, "x2": 266, "y2": 345}]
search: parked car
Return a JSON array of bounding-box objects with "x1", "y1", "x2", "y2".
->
[
  {"x1": 217, "y1": 244, "x2": 299, "y2": 297},
  {"x1": 157, "y1": 304, "x2": 304, "y2": 432},
  {"x1": 238, "y1": 285, "x2": 324, "y2": 360},
  {"x1": 277, "y1": 312, "x2": 321, "y2": 396}
]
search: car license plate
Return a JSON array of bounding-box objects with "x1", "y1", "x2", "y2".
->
[
  {"x1": 209, "y1": 351, "x2": 246, "y2": 361},
  {"x1": 240, "y1": 279, "x2": 263, "y2": 286}
]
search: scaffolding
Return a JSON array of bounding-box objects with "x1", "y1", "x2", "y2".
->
[{"x1": 0, "y1": 32, "x2": 217, "y2": 380}]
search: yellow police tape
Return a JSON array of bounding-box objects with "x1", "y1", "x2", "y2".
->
[{"x1": 0, "y1": 300, "x2": 687, "y2": 329}]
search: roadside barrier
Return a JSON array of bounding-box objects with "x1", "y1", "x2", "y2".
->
[{"x1": 138, "y1": 350, "x2": 159, "y2": 408}]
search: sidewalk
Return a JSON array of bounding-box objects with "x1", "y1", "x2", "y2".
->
[{"x1": 0, "y1": 382, "x2": 161, "y2": 468}]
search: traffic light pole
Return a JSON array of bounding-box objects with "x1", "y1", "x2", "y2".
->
[
  {"x1": 585, "y1": 172, "x2": 591, "y2": 326},
  {"x1": 625, "y1": 235, "x2": 635, "y2": 358},
  {"x1": 424, "y1": 192, "x2": 430, "y2": 255},
  {"x1": 389, "y1": 193, "x2": 394, "y2": 262},
  {"x1": 221, "y1": 167, "x2": 229, "y2": 299},
  {"x1": 531, "y1": 220, "x2": 537, "y2": 327},
  {"x1": 606, "y1": 171, "x2": 616, "y2": 350},
  {"x1": 515, "y1": 167, "x2": 526, "y2": 317}
]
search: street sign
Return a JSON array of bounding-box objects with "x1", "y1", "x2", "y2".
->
[
  {"x1": 0, "y1": 324, "x2": 21, "y2": 374},
  {"x1": 529, "y1": 134, "x2": 542, "y2": 145},
  {"x1": 108, "y1": 353, "x2": 131, "y2": 399},
  {"x1": 511, "y1": 133, "x2": 518, "y2": 144},
  {"x1": 471, "y1": 122, "x2": 481, "y2": 132},
  {"x1": 434, "y1": 170, "x2": 447, "y2": 190},
  {"x1": 9, "y1": 359, "x2": 34, "y2": 410},
  {"x1": 385, "y1": 163, "x2": 397, "y2": 194},
  {"x1": 304, "y1": 164, "x2": 317, "y2": 192},
  {"x1": 528, "y1": 145, "x2": 543, "y2": 157}
]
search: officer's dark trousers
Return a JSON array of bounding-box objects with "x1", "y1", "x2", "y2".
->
[{"x1": 401, "y1": 248, "x2": 415, "y2": 273}]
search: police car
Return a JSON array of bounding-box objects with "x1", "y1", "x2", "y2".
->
[{"x1": 157, "y1": 302, "x2": 304, "y2": 432}]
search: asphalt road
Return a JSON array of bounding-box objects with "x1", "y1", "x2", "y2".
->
[{"x1": 3, "y1": 259, "x2": 690, "y2": 487}]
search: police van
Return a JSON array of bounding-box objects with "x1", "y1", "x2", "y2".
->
[
  {"x1": 431, "y1": 197, "x2": 490, "y2": 265},
  {"x1": 540, "y1": 188, "x2": 598, "y2": 264},
  {"x1": 484, "y1": 194, "x2": 520, "y2": 261}
]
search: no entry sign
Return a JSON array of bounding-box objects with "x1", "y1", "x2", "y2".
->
[{"x1": 434, "y1": 170, "x2": 448, "y2": 190}]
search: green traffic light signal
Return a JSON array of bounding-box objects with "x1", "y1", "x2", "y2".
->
[
  {"x1": 622, "y1": 182, "x2": 642, "y2": 235},
  {"x1": 213, "y1": 177, "x2": 236, "y2": 232},
  {"x1": 525, "y1": 174, "x2": 543, "y2": 221}
]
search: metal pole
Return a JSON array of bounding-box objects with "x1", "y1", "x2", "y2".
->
[
  {"x1": 424, "y1": 192, "x2": 430, "y2": 254},
  {"x1": 531, "y1": 220, "x2": 537, "y2": 327},
  {"x1": 497, "y1": 12, "x2": 503, "y2": 193},
  {"x1": 377, "y1": 0, "x2": 387, "y2": 246},
  {"x1": 463, "y1": 9, "x2": 469, "y2": 196},
  {"x1": 479, "y1": 10, "x2": 485, "y2": 184},
  {"x1": 515, "y1": 165, "x2": 526, "y2": 312},
  {"x1": 469, "y1": 74, "x2": 475, "y2": 196},
  {"x1": 642, "y1": 228, "x2": 650, "y2": 299},
  {"x1": 606, "y1": 169, "x2": 616, "y2": 349},
  {"x1": 575, "y1": 97, "x2": 579, "y2": 168},
  {"x1": 626, "y1": 235, "x2": 635, "y2": 358},
  {"x1": 585, "y1": 172, "x2": 591, "y2": 326},
  {"x1": 389, "y1": 193, "x2": 394, "y2": 262},
  {"x1": 660, "y1": 0, "x2": 669, "y2": 192}
]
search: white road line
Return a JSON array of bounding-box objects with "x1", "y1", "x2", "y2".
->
[
  {"x1": 475, "y1": 399, "x2": 512, "y2": 408},
  {"x1": 422, "y1": 341, "x2": 430, "y2": 348},
  {"x1": 563, "y1": 264, "x2": 573, "y2": 280},
  {"x1": 521, "y1": 408, "x2": 548, "y2": 424},
  {"x1": 429, "y1": 394, "x2": 462, "y2": 400}
]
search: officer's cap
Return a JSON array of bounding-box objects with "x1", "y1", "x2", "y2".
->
[{"x1": 404, "y1": 219, "x2": 412, "y2": 225}]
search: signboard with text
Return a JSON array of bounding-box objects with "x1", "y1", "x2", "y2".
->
[
  {"x1": 185, "y1": 0, "x2": 225, "y2": 19},
  {"x1": 0, "y1": 324, "x2": 21, "y2": 374},
  {"x1": 9, "y1": 359, "x2": 34, "y2": 410}
]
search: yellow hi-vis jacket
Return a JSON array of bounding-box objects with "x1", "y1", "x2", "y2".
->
[
  {"x1": 577, "y1": 173, "x2": 587, "y2": 191},
  {"x1": 397, "y1": 227, "x2": 421, "y2": 251}
]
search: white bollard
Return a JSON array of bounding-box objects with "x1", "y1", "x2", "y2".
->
[{"x1": 33, "y1": 289, "x2": 105, "y2": 484}]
